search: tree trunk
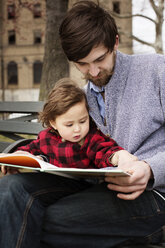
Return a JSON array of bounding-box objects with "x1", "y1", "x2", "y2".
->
[{"x1": 39, "y1": 0, "x2": 69, "y2": 100}]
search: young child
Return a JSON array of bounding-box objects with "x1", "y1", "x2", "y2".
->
[{"x1": 2, "y1": 78, "x2": 136, "y2": 174}]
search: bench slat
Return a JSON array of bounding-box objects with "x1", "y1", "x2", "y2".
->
[
  {"x1": 0, "y1": 120, "x2": 43, "y2": 135},
  {"x1": 0, "y1": 102, "x2": 44, "y2": 113},
  {"x1": 6, "y1": 114, "x2": 38, "y2": 122}
]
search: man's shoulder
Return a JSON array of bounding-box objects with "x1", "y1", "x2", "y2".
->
[
  {"x1": 131, "y1": 52, "x2": 165, "y2": 64},
  {"x1": 118, "y1": 51, "x2": 165, "y2": 63}
]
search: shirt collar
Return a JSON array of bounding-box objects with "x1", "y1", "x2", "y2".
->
[{"x1": 89, "y1": 81, "x2": 104, "y2": 93}]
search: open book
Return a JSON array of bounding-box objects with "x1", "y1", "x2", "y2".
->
[{"x1": 0, "y1": 153, "x2": 130, "y2": 179}]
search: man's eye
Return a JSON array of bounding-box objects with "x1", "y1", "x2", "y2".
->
[
  {"x1": 66, "y1": 124, "x2": 72, "y2": 127},
  {"x1": 77, "y1": 62, "x2": 86, "y2": 66},
  {"x1": 96, "y1": 56, "x2": 105, "y2": 62}
]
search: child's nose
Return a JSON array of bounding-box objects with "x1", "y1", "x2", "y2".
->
[{"x1": 74, "y1": 124, "x2": 80, "y2": 132}]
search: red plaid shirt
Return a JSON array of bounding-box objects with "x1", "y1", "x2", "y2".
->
[{"x1": 17, "y1": 127, "x2": 123, "y2": 169}]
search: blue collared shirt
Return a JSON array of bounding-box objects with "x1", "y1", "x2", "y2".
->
[{"x1": 89, "y1": 82, "x2": 105, "y2": 122}]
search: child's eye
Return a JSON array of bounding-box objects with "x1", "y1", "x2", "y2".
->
[
  {"x1": 66, "y1": 124, "x2": 72, "y2": 127},
  {"x1": 80, "y1": 119, "x2": 86, "y2": 124}
]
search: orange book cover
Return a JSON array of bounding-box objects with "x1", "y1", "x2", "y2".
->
[{"x1": 0, "y1": 154, "x2": 40, "y2": 168}]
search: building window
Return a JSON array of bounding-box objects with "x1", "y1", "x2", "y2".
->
[
  {"x1": 113, "y1": 2, "x2": 120, "y2": 14},
  {"x1": 33, "y1": 61, "x2": 43, "y2": 84},
  {"x1": 33, "y1": 4, "x2": 41, "y2": 18},
  {"x1": 7, "y1": 61, "x2": 18, "y2": 85},
  {"x1": 8, "y1": 30, "x2": 16, "y2": 45},
  {"x1": 34, "y1": 30, "x2": 42, "y2": 44},
  {"x1": 7, "y1": 4, "x2": 15, "y2": 19},
  {"x1": 118, "y1": 27, "x2": 122, "y2": 43}
]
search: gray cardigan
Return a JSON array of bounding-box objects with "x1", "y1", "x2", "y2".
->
[{"x1": 86, "y1": 51, "x2": 165, "y2": 192}]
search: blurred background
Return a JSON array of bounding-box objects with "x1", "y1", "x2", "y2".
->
[{"x1": 0, "y1": 0, "x2": 164, "y2": 102}]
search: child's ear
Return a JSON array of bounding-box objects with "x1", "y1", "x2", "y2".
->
[{"x1": 50, "y1": 120, "x2": 57, "y2": 130}]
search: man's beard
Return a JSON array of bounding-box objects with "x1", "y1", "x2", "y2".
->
[
  {"x1": 84, "y1": 69, "x2": 113, "y2": 87},
  {"x1": 83, "y1": 51, "x2": 116, "y2": 87}
]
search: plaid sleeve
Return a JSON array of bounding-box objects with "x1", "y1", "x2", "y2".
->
[
  {"x1": 17, "y1": 130, "x2": 45, "y2": 156},
  {"x1": 86, "y1": 128, "x2": 124, "y2": 168}
]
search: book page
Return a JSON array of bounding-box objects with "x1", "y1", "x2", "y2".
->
[{"x1": 43, "y1": 167, "x2": 130, "y2": 178}]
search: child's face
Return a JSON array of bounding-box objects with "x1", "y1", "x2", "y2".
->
[{"x1": 50, "y1": 101, "x2": 90, "y2": 143}]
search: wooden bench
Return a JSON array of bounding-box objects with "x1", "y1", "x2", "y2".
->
[{"x1": 0, "y1": 101, "x2": 44, "y2": 153}]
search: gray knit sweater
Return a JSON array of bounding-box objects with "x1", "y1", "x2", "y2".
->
[{"x1": 86, "y1": 51, "x2": 165, "y2": 192}]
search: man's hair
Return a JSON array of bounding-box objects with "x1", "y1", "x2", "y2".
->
[
  {"x1": 59, "y1": 0, "x2": 118, "y2": 62},
  {"x1": 39, "y1": 78, "x2": 89, "y2": 127}
]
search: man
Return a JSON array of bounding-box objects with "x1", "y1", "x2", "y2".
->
[
  {"x1": 0, "y1": 1, "x2": 165, "y2": 248},
  {"x1": 50, "y1": 0, "x2": 165, "y2": 245},
  {"x1": 59, "y1": 0, "x2": 165, "y2": 200}
]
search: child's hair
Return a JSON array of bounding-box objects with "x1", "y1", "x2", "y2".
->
[{"x1": 39, "y1": 78, "x2": 89, "y2": 127}]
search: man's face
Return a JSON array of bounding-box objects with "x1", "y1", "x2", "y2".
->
[{"x1": 74, "y1": 44, "x2": 117, "y2": 87}]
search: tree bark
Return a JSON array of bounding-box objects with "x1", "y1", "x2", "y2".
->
[{"x1": 39, "y1": 0, "x2": 69, "y2": 100}]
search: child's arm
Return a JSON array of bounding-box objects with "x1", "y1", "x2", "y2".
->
[
  {"x1": 0, "y1": 151, "x2": 44, "y2": 175},
  {"x1": 109, "y1": 150, "x2": 138, "y2": 166}
]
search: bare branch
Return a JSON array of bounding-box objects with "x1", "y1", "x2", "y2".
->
[
  {"x1": 111, "y1": 12, "x2": 157, "y2": 24},
  {"x1": 131, "y1": 35, "x2": 155, "y2": 48},
  {"x1": 149, "y1": 0, "x2": 164, "y2": 17},
  {"x1": 149, "y1": 0, "x2": 159, "y2": 15},
  {"x1": 120, "y1": 31, "x2": 155, "y2": 48}
]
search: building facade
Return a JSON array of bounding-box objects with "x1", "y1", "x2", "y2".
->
[
  {"x1": 0, "y1": 0, "x2": 132, "y2": 101},
  {"x1": 0, "y1": 0, "x2": 46, "y2": 101}
]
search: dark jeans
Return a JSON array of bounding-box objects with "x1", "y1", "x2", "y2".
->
[
  {"x1": 0, "y1": 172, "x2": 91, "y2": 248},
  {"x1": 0, "y1": 172, "x2": 165, "y2": 248}
]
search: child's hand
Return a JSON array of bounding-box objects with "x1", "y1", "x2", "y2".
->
[
  {"x1": 14, "y1": 150, "x2": 32, "y2": 155},
  {"x1": 0, "y1": 151, "x2": 43, "y2": 176},
  {"x1": 118, "y1": 150, "x2": 138, "y2": 165},
  {"x1": 110, "y1": 150, "x2": 138, "y2": 166},
  {"x1": 15, "y1": 151, "x2": 44, "y2": 160}
]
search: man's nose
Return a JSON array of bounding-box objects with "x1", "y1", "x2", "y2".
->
[{"x1": 88, "y1": 64, "x2": 100, "y2": 77}]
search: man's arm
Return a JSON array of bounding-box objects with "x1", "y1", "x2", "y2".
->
[
  {"x1": 105, "y1": 55, "x2": 165, "y2": 200},
  {"x1": 144, "y1": 152, "x2": 165, "y2": 190}
]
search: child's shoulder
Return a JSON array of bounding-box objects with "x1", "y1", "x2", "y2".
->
[{"x1": 38, "y1": 127, "x2": 58, "y2": 138}]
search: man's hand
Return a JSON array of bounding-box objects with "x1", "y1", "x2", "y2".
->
[
  {"x1": 105, "y1": 160, "x2": 152, "y2": 200},
  {"x1": 0, "y1": 152, "x2": 20, "y2": 175},
  {"x1": 1, "y1": 165, "x2": 19, "y2": 175}
]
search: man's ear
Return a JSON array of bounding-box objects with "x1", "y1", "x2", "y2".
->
[
  {"x1": 49, "y1": 120, "x2": 56, "y2": 130},
  {"x1": 114, "y1": 35, "x2": 119, "y2": 51}
]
